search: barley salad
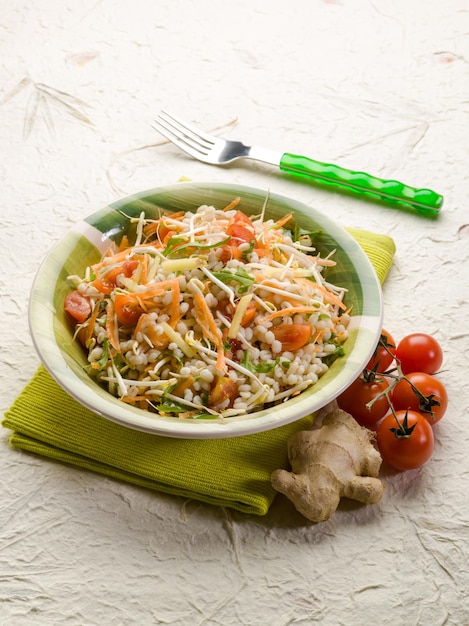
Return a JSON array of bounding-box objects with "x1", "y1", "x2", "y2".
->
[{"x1": 64, "y1": 196, "x2": 351, "y2": 419}]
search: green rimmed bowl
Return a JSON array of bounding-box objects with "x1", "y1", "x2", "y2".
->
[{"x1": 29, "y1": 182, "x2": 383, "y2": 438}]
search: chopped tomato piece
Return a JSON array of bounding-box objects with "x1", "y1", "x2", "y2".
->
[
  {"x1": 271, "y1": 324, "x2": 312, "y2": 351},
  {"x1": 209, "y1": 375, "x2": 238, "y2": 410},
  {"x1": 114, "y1": 294, "x2": 144, "y2": 326},
  {"x1": 233, "y1": 210, "x2": 254, "y2": 227},
  {"x1": 93, "y1": 259, "x2": 139, "y2": 294},
  {"x1": 64, "y1": 290, "x2": 92, "y2": 324},
  {"x1": 226, "y1": 222, "x2": 255, "y2": 244},
  {"x1": 122, "y1": 258, "x2": 139, "y2": 277}
]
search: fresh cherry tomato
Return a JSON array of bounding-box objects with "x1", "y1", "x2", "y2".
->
[
  {"x1": 337, "y1": 375, "x2": 390, "y2": 429},
  {"x1": 271, "y1": 324, "x2": 312, "y2": 351},
  {"x1": 114, "y1": 294, "x2": 144, "y2": 326},
  {"x1": 376, "y1": 410, "x2": 434, "y2": 471},
  {"x1": 391, "y1": 372, "x2": 448, "y2": 425},
  {"x1": 366, "y1": 329, "x2": 396, "y2": 372},
  {"x1": 64, "y1": 290, "x2": 91, "y2": 324},
  {"x1": 396, "y1": 333, "x2": 443, "y2": 374}
]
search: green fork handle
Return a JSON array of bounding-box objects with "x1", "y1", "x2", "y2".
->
[{"x1": 279, "y1": 153, "x2": 443, "y2": 215}]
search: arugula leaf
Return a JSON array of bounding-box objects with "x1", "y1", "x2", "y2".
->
[
  {"x1": 212, "y1": 268, "x2": 255, "y2": 293},
  {"x1": 97, "y1": 339, "x2": 110, "y2": 370},
  {"x1": 241, "y1": 240, "x2": 255, "y2": 261},
  {"x1": 192, "y1": 411, "x2": 220, "y2": 420},
  {"x1": 323, "y1": 345, "x2": 346, "y2": 366},
  {"x1": 163, "y1": 236, "x2": 231, "y2": 257},
  {"x1": 241, "y1": 351, "x2": 279, "y2": 374},
  {"x1": 156, "y1": 399, "x2": 188, "y2": 414},
  {"x1": 162, "y1": 236, "x2": 187, "y2": 257},
  {"x1": 292, "y1": 224, "x2": 322, "y2": 242}
]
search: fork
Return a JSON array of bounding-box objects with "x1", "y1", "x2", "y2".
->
[{"x1": 152, "y1": 110, "x2": 443, "y2": 215}]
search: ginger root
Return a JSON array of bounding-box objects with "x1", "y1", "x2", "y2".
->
[{"x1": 271, "y1": 408, "x2": 384, "y2": 522}]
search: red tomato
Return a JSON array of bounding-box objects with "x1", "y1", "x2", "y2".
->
[
  {"x1": 232, "y1": 210, "x2": 254, "y2": 227},
  {"x1": 114, "y1": 294, "x2": 144, "y2": 326},
  {"x1": 366, "y1": 329, "x2": 396, "y2": 372},
  {"x1": 121, "y1": 258, "x2": 139, "y2": 276},
  {"x1": 64, "y1": 290, "x2": 91, "y2": 324},
  {"x1": 391, "y1": 372, "x2": 448, "y2": 425},
  {"x1": 376, "y1": 410, "x2": 434, "y2": 471},
  {"x1": 93, "y1": 260, "x2": 138, "y2": 294},
  {"x1": 396, "y1": 333, "x2": 443, "y2": 374},
  {"x1": 93, "y1": 268, "x2": 123, "y2": 294},
  {"x1": 226, "y1": 222, "x2": 255, "y2": 244},
  {"x1": 271, "y1": 324, "x2": 312, "y2": 351},
  {"x1": 209, "y1": 375, "x2": 238, "y2": 410},
  {"x1": 337, "y1": 376, "x2": 390, "y2": 429}
]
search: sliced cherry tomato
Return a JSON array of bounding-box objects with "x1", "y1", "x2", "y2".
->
[
  {"x1": 121, "y1": 258, "x2": 139, "y2": 276},
  {"x1": 271, "y1": 324, "x2": 312, "y2": 351},
  {"x1": 396, "y1": 333, "x2": 443, "y2": 374},
  {"x1": 93, "y1": 268, "x2": 122, "y2": 294},
  {"x1": 376, "y1": 410, "x2": 434, "y2": 471},
  {"x1": 209, "y1": 375, "x2": 238, "y2": 410},
  {"x1": 337, "y1": 375, "x2": 390, "y2": 429},
  {"x1": 366, "y1": 329, "x2": 396, "y2": 372},
  {"x1": 64, "y1": 290, "x2": 91, "y2": 324},
  {"x1": 226, "y1": 222, "x2": 255, "y2": 244},
  {"x1": 93, "y1": 259, "x2": 139, "y2": 294},
  {"x1": 232, "y1": 210, "x2": 254, "y2": 227},
  {"x1": 114, "y1": 294, "x2": 144, "y2": 326},
  {"x1": 391, "y1": 372, "x2": 448, "y2": 425}
]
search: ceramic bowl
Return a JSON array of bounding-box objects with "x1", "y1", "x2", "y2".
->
[{"x1": 29, "y1": 182, "x2": 383, "y2": 438}]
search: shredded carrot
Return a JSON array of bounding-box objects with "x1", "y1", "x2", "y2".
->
[
  {"x1": 169, "y1": 279, "x2": 181, "y2": 328},
  {"x1": 84, "y1": 302, "x2": 102, "y2": 345},
  {"x1": 105, "y1": 300, "x2": 120, "y2": 350},
  {"x1": 121, "y1": 396, "x2": 150, "y2": 409},
  {"x1": 145, "y1": 323, "x2": 169, "y2": 350},
  {"x1": 133, "y1": 311, "x2": 149, "y2": 339},
  {"x1": 258, "y1": 305, "x2": 322, "y2": 323},
  {"x1": 193, "y1": 291, "x2": 225, "y2": 371},
  {"x1": 121, "y1": 277, "x2": 181, "y2": 303},
  {"x1": 222, "y1": 197, "x2": 241, "y2": 212},
  {"x1": 139, "y1": 253, "x2": 149, "y2": 285},
  {"x1": 193, "y1": 292, "x2": 221, "y2": 344},
  {"x1": 216, "y1": 346, "x2": 225, "y2": 372},
  {"x1": 91, "y1": 245, "x2": 147, "y2": 271},
  {"x1": 118, "y1": 235, "x2": 129, "y2": 252},
  {"x1": 172, "y1": 376, "x2": 195, "y2": 397},
  {"x1": 296, "y1": 278, "x2": 347, "y2": 310},
  {"x1": 272, "y1": 213, "x2": 293, "y2": 229}
]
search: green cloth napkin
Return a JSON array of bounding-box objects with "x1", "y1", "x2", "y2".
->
[{"x1": 2, "y1": 229, "x2": 395, "y2": 516}]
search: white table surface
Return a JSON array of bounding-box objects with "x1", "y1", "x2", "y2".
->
[{"x1": 1, "y1": 1, "x2": 469, "y2": 624}]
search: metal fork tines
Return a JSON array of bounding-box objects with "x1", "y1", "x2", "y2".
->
[
  {"x1": 152, "y1": 110, "x2": 217, "y2": 161},
  {"x1": 152, "y1": 110, "x2": 280, "y2": 166}
]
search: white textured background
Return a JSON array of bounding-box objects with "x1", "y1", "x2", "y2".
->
[{"x1": 1, "y1": 1, "x2": 469, "y2": 624}]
